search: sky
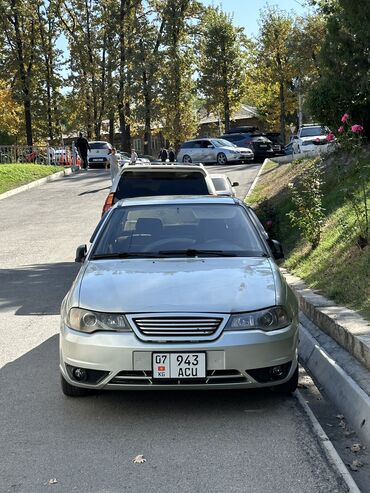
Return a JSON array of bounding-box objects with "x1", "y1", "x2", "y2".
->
[{"x1": 200, "y1": 0, "x2": 313, "y2": 37}]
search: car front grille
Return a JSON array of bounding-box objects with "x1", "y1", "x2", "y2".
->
[
  {"x1": 133, "y1": 316, "x2": 222, "y2": 339},
  {"x1": 108, "y1": 369, "x2": 247, "y2": 386}
]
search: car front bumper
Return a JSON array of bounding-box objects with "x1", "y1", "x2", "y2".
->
[{"x1": 60, "y1": 322, "x2": 298, "y2": 390}]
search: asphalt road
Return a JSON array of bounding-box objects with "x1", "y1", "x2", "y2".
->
[{"x1": 0, "y1": 165, "x2": 348, "y2": 493}]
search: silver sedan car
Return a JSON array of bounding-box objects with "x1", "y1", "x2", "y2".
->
[
  {"x1": 177, "y1": 138, "x2": 254, "y2": 165},
  {"x1": 60, "y1": 196, "x2": 298, "y2": 396}
]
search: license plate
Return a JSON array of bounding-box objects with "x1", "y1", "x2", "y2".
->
[
  {"x1": 152, "y1": 353, "x2": 206, "y2": 379},
  {"x1": 259, "y1": 144, "x2": 268, "y2": 148},
  {"x1": 93, "y1": 158, "x2": 103, "y2": 161}
]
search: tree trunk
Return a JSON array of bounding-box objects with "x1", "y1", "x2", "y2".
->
[
  {"x1": 23, "y1": 90, "x2": 33, "y2": 146},
  {"x1": 279, "y1": 80, "x2": 286, "y2": 144},
  {"x1": 109, "y1": 116, "x2": 115, "y2": 145}
]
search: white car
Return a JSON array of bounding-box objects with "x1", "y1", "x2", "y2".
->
[
  {"x1": 292, "y1": 124, "x2": 331, "y2": 155},
  {"x1": 177, "y1": 138, "x2": 254, "y2": 165},
  {"x1": 211, "y1": 174, "x2": 238, "y2": 197},
  {"x1": 88, "y1": 141, "x2": 112, "y2": 168}
]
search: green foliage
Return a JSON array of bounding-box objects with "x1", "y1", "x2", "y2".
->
[
  {"x1": 287, "y1": 159, "x2": 325, "y2": 249},
  {"x1": 248, "y1": 156, "x2": 370, "y2": 319},
  {"x1": 306, "y1": 0, "x2": 370, "y2": 134},
  {"x1": 197, "y1": 7, "x2": 248, "y2": 131},
  {"x1": 0, "y1": 163, "x2": 61, "y2": 194}
]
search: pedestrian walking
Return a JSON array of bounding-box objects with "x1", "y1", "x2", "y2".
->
[
  {"x1": 168, "y1": 148, "x2": 176, "y2": 163},
  {"x1": 130, "y1": 148, "x2": 138, "y2": 164},
  {"x1": 158, "y1": 147, "x2": 168, "y2": 162},
  {"x1": 75, "y1": 132, "x2": 91, "y2": 170},
  {"x1": 107, "y1": 148, "x2": 120, "y2": 183}
]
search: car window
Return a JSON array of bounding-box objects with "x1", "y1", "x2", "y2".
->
[
  {"x1": 212, "y1": 177, "x2": 229, "y2": 191},
  {"x1": 300, "y1": 127, "x2": 328, "y2": 137},
  {"x1": 211, "y1": 139, "x2": 236, "y2": 148},
  {"x1": 89, "y1": 142, "x2": 111, "y2": 150},
  {"x1": 115, "y1": 171, "x2": 210, "y2": 199},
  {"x1": 221, "y1": 134, "x2": 244, "y2": 142},
  {"x1": 181, "y1": 141, "x2": 195, "y2": 149},
  {"x1": 91, "y1": 204, "x2": 267, "y2": 257}
]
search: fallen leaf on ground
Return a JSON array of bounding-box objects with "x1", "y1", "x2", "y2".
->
[
  {"x1": 47, "y1": 479, "x2": 58, "y2": 485},
  {"x1": 338, "y1": 420, "x2": 346, "y2": 428},
  {"x1": 133, "y1": 455, "x2": 146, "y2": 464},
  {"x1": 350, "y1": 443, "x2": 362, "y2": 453},
  {"x1": 349, "y1": 460, "x2": 363, "y2": 471},
  {"x1": 326, "y1": 423, "x2": 333, "y2": 427},
  {"x1": 336, "y1": 414, "x2": 344, "y2": 420}
]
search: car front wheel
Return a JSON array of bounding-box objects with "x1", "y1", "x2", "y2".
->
[
  {"x1": 182, "y1": 154, "x2": 192, "y2": 163},
  {"x1": 61, "y1": 374, "x2": 95, "y2": 397},
  {"x1": 217, "y1": 152, "x2": 227, "y2": 165}
]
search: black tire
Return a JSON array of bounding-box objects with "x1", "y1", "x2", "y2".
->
[
  {"x1": 217, "y1": 152, "x2": 227, "y2": 165},
  {"x1": 61, "y1": 374, "x2": 95, "y2": 397},
  {"x1": 275, "y1": 365, "x2": 298, "y2": 394},
  {"x1": 182, "y1": 154, "x2": 192, "y2": 163}
]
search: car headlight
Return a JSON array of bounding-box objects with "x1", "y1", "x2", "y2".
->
[
  {"x1": 66, "y1": 308, "x2": 131, "y2": 333},
  {"x1": 225, "y1": 306, "x2": 291, "y2": 332}
]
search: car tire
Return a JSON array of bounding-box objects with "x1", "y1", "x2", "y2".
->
[
  {"x1": 61, "y1": 373, "x2": 95, "y2": 397},
  {"x1": 182, "y1": 155, "x2": 192, "y2": 163},
  {"x1": 274, "y1": 365, "x2": 298, "y2": 394},
  {"x1": 217, "y1": 152, "x2": 227, "y2": 165}
]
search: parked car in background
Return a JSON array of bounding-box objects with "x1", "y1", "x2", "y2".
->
[
  {"x1": 292, "y1": 124, "x2": 331, "y2": 155},
  {"x1": 265, "y1": 133, "x2": 284, "y2": 155},
  {"x1": 101, "y1": 163, "x2": 216, "y2": 215},
  {"x1": 88, "y1": 141, "x2": 112, "y2": 168},
  {"x1": 61, "y1": 195, "x2": 298, "y2": 396},
  {"x1": 221, "y1": 129, "x2": 274, "y2": 161},
  {"x1": 177, "y1": 138, "x2": 254, "y2": 165},
  {"x1": 210, "y1": 174, "x2": 238, "y2": 197}
]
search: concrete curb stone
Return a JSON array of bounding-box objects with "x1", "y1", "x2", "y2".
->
[
  {"x1": 0, "y1": 167, "x2": 74, "y2": 202},
  {"x1": 284, "y1": 269, "x2": 370, "y2": 371}
]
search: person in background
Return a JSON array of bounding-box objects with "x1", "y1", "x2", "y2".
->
[
  {"x1": 75, "y1": 132, "x2": 91, "y2": 170},
  {"x1": 158, "y1": 147, "x2": 168, "y2": 162},
  {"x1": 130, "y1": 148, "x2": 138, "y2": 164},
  {"x1": 168, "y1": 148, "x2": 176, "y2": 163},
  {"x1": 107, "y1": 148, "x2": 120, "y2": 183}
]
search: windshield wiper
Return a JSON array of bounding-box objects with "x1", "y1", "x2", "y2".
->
[
  {"x1": 158, "y1": 249, "x2": 239, "y2": 257},
  {"x1": 91, "y1": 252, "x2": 162, "y2": 260}
]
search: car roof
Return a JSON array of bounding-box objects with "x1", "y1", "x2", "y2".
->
[
  {"x1": 120, "y1": 163, "x2": 207, "y2": 172},
  {"x1": 89, "y1": 140, "x2": 111, "y2": 144},
  {"x1": 114, "y1": 195, "x2": 237, "y2": 208}
]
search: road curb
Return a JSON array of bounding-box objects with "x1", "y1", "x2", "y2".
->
[
  {"x1": 283, "y1": 269, "x2": 370, "y2": 372},
  {"x1": 244, "y1": 159, "x2": 270, "y2": 200},
  {"x1": 296, "y1": 390, "x2": 361, "y2": 493},
  {"x1": 0, "y1": 167, "x2": 74, "y2": 202},
  {"x1": 299, "y1": 324, "x2": 370, "y2": 449}
]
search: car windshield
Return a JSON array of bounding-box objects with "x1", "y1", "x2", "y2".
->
[
  {"x1": 211, "y1": 139, "x2": 236, "y2": 148},
  {"x1": 300, "y1": 127, "x2": 328, "y2": 137},
  {"x1": 91, "y1": 204, "x2": 267, "y2": 258},
  {"x1": 115, "y1": 171, "x2": 209, "y2": 199},
  {"x1": 90, "y1": 142, "x2": 110, "y2": 149}
]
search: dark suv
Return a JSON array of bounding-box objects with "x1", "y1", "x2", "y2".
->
[{"x1": 221, "y1": 128, "x2": 274, "y2": 161}]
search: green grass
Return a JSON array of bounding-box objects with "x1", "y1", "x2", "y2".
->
[
  {"x1": 247, "y1": 156, "x2": 370, "y2": 320},
  {"x1": 0, "y1": 163, "x2": 63, "y2": 194}
]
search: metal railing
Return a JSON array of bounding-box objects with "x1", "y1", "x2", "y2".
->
[{"x1": 0, "y1": 145, "x2": 80, "y2": 167}]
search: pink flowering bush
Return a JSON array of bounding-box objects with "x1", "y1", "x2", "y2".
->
[
  {"x1": 334, "y1": 114, "x2": 368, "y2": 248},
  {"x1": 326, "y1": 132, "x2": 335, "y2": 142}
]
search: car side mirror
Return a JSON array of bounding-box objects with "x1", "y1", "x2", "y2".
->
[
  {"x1": 267, "y1": 239, "x2": 284, "y2": 260},
  {"x1": 207, "y1": 144, "x2": 214, "y2": 148},
  {"x1": 232, "y1": 182, "x2": 239, "y2": 187},
  {"x1": 75, "y1": 244, "x2": 87, "y2": 263}
]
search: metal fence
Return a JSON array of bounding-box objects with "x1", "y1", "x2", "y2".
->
[{"x1": 0, "y1": 145, "x2": 80, "y2": 167}]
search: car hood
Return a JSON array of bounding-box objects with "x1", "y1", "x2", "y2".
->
[{"x1": 77, "y1": 257, "x2": 277, "y2": 313}]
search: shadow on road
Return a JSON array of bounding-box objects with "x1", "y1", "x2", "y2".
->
[
  {"x1": 78, "y1": 186, "x2": 110, "y2": 196},
  {"x1": 0, "y1": 262, "x2": 79, "y2": 315}
]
